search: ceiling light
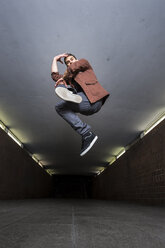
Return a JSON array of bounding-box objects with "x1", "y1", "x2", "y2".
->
[
  {"x1": 0, "y1": 121, "x2": 6, "y2": 130},
  {"x1": 32, "y1": 155, "x2": 39, "y2": 163},
  {"x1": 7, "y1": 130, "x2": 23, "y2": 148},
  {"x1": 109, "y1": 157, "x2": 116, "y2": 165},
  {"x1": 46, "y1": 169, "x2": 55, "y2": 176},
  {"x1": 32, "y1": 155, "x2": 44, "y2": 168},
  {"x1": 140, "y1": 113, "x2": 165, "y2": 138},
  {"x1": 38, "y1": 162, "x2": 43, "y2": 167},
  {"x1": 96, "y1": 167, "x2": 105, "y2": 175},
  {"x1": 116, "y1": 148, "x2": 125, "y2": 159},
  {"x1": 0, "y1": 120, "x2": 49, "y2": 173}
]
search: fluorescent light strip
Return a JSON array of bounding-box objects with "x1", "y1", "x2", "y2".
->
[
  {"x1": 7, "y1": 131, "x2": 23, "y2": 148},
  {"x1": 0, "y1": 120, "x2": 48, "y2": 172},
  {"x1": 116, "y1": 149, "x2": 125, "y2": 159},
  {"x1": 96, "y1": 167, "x2": 106, "y2": 175},
  {"x1": 0, "y1": 120, "x2": 23, "y2": 148},
  {"x1": 38, "y1": 162, "x2": 43, "y2": 167},
  {"x1": 143, "y1": 114, "x2": 165, "y2": 136},
  {"x1": 109, "y1": 157, "x2": 116, "y2": 165},
  {"x1": 32, "y1": 155, "x2": 39, "y2": 163},
  {"x1": 0, "y1": 122, "x2": 6, "y2": 130},
  {"x1": 46, "y1": 169, "x2": 55, "y2": 176},
  {"x1": 32, "y1": 156, "x2": 43, "y2": 168},
  {"x1": 98, "y1": 112, "x2": 165, "y2": 175}
]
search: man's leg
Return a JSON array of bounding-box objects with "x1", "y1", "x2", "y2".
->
[
  {"x1": 55, "y1": 91, "x2": 103, "y2": 156},
  {"x1": 77, "y1": 92, "x2": 103, "y2": 156},
  {"x1": 55, "y1": 100, "x2": 91, "y2": 136}
]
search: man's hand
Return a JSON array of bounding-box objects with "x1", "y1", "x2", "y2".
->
[
  {"x1": 63, "y1": 69, "x2": 68, "y2": 78},
  {"x1": 55, "y1": 78, "x2": 67, "y2": 88},
  {"x1": 54, "y1": 53, "x2": 68, "y2": 64}
]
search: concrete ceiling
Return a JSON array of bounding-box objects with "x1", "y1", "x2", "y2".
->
[{"x1": 0, "y1": 0, "x2": 165, "y2": 175}]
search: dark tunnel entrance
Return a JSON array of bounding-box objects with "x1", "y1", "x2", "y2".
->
[{"x1": 52, "y1": 175, "x2": 93, "y2": 199}]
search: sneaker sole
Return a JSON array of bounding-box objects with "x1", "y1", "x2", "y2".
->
[
  {"x1": 55, "y1": 87, "x2": 82, "y2": 103},
  {"x1": 80, "y1": 136, "x2": 98, "y2": 156}
]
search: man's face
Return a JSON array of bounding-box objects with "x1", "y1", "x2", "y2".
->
[{"x1": 65, "y1": 56, "x2": 78, "y2": 67}]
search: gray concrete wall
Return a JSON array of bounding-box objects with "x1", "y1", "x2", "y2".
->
[
  {"x1": 0, "y1": 128, "x2": 53, "y2": 199},
  {"x1": 92, "y1": 119, "x2": 165, "y2": 205}
]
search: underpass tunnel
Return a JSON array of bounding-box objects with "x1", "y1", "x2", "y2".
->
[
  {"x1": 0, "y1": 0, "x2": 165, "y2": 247},
  {"x1": 0, "y1": 104, "x2": 165, "y2": 248}
]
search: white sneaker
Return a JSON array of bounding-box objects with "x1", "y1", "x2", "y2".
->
[{"x1": 55, "y1": 87, "x2": 82, "y2": 103}]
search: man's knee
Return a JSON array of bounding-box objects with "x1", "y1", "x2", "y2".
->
[
  {"x1": 55, "y1": 105, "x2": 59, "y2": 113},
  {"x1": 55, "y1": 104, "x2": 62, "y2": 114},
  {"x1": 55, "y1": 101, "x2": 66, "y2": 113}
]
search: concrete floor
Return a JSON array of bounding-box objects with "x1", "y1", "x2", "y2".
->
[{"x1": 0, "y1": 199, "x2": 165, "y2": 248}]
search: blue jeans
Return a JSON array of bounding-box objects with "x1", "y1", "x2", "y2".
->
[{"x1": 55, "y1": 86, "x2": 103, "y2": 136}]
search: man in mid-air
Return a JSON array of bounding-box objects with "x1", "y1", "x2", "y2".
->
[{"x1": 51, "y1": 53, "x2": 110, "y2": 156}]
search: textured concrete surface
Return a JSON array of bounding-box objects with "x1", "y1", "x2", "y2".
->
[{"x1": 0, "y1": 199, "x2": 165, "y2": 248}]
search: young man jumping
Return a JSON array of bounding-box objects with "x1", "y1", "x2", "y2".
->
[{"x1": 51, "y1": 53, "x2": 109, "y2": 156}]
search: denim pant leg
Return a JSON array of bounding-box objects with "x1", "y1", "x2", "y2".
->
[{"x1": 55, "y1": 89, "x2": 103, "y2": 136}]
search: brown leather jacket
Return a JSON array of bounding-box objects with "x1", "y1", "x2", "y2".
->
[{"x1": 51, "y1": 58, "x2": 110, "y2": 104}]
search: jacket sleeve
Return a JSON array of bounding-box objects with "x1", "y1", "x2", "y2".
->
[
  {"x1": 63, "y1": 59, "x2": 92, "y2": 81},
  {"x1": 51, "y1": 72, "x2": 63, "y2": 82}
]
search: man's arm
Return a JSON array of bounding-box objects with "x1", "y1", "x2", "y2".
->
[
  {"x1": 51, "y1": 53, "x2": 67, "y2": 82},
  {"x1": 51, "y1": 57, "x2": 59, "y2": 73}
]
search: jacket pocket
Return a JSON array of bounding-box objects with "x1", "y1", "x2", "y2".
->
[{"x1": 85, "y1": 81, "x2": 98, "y2": 85}]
